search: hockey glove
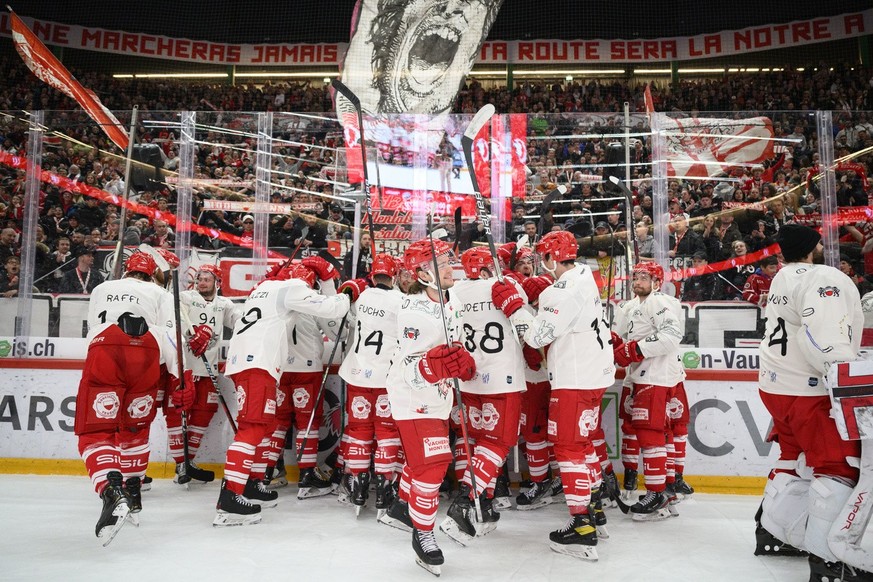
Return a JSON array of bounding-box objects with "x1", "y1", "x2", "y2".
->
[
  {"x1": 264, "y1": 262, "x2": 284, "y2": 281},
  {"x1": 522, "y1": 275, "x2": 553, "y2": 306},
  {"x1": 418, "y1": 342, "x2": 477, "y2": 383},
  {"x1": 337, "y1": 278, "x2": 369, "y2": 302},
  {"x1": 523, "y1": 344, "x2": 544, "y2": 371},
  {"x1": 187, "y1": 324, "x2": 214, "y2": 357},
  {"x1": 302, "y1": 256, "x2": 338, "y2": 281},
  {"x1": 613, "y1": 339, "x2": 645, "y2": 368},
  {"x1": 170, "y1": 370, "x2": 196, "y2": 411},
  {"x1": 610, "y1": 331, "x2": 624, "y2": 349},
  {"x1": 491, "y1": 280, "x2": 524, "y2": 317}
]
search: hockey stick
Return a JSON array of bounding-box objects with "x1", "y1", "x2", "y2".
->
[
  {"x1": 426, "y1": 210, "x2": 483, "y2": 523},
  {"x1": 461, "y1": 104, "x2": 504, "y2": 285},
  {"x1": 110, "y1": 105, "x2": 138, "y2": 281},
  {"x1": 331, "y1": 79, "x2": 378, "y2": 257},
  {"x1": 170, "y1": 273, "x2": 191, "y2": 479},
  {"x1": 608, "y1": 175, "x2": 638, "y2": 301},
  {"x1": 451, "y1": 206, "x2": 463, "y2": 255},
  {"x1": 296, "y1": 312, "x2": 349, "y2": 465}
]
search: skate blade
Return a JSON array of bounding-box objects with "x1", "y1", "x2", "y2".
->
[
  {"x1": 98, "y1": 503, "x2": 131, "y2": 547},
  {"x1": 474, "y1": 521, "x2": 498, "y2": 538},
  {"x1": 493, "y1": 497, "x2": 512, "y2": 511},
  {"x1": 212, "y1": 512, "x2": 262, "y2": 527},
  {"x1": 355, "y1": 504, "x2": 364, "y2": 517},
  {"x1": 243, "y1": 497, "x2": 278, "y2": 509},
  {"x1": 515, "y1": 496, "x2": 554, "y2": 511},
  {"x1": 265, "y1": 477, "x2": 288, "y2": 491},
  {"x1": 297, "y1": 487, "x2": 332, "y2": 500},
  {"x1": 376, "y1": 508, "x2": 388, "y2": 521},
  {"x1": 668, "y1": 504, "x2": 680, "y2": 517},
  {"x1": 439, "y1": 517, "x2": 474, "y2": 547},
  {"x1": 140, "y1": 483, "x2": 151, "y2": 493},
  {"x1": 128, "y1": 512, "x2": 140, "y2": 527},
  {"x1": 620, "y1": 490, "x2": 636, "y2": 502},
  {"x1": 631, "y1": 508, "x2": 672, "y2": 522},
  {"x1": 415, "y1": 558, "x2": 441, "y2": 577},
  {"x1": 601, "y1": 498, "x2": 618, "y2": 510},
  {"x1": 378, "y1": 514, "x2": 413, "y2": 533},
  {"x1": 596, "y1": 524, "x2": 610, "y2": 539},
  {"x1": 549, "y1": 541, "x2": 598, "y2": 562}
]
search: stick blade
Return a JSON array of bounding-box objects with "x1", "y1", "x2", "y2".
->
[
  {"x1": 463, "y1": 104, "x2": 496, "y2": 141},
  {"x1": 330, "y1": 78, "x2": 360, "y2": 109}
]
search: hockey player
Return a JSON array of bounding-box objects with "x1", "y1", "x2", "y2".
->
[
  {"x1": 612, "y1": 262, "x2": 686, "y2": 521},
  {"x1": 497, "y1": 241, "x2": 534, "y2": 281},
  {"x1": 214, "y1": 257, "x2": 350, "y2": 526},
  {"x1": 438, "y1": 247, "x2": 525, "y2": 545},
  {"x1": 74, "y1": 252, "x2": 181, "y2": 545},
  {"x1": 383, "y1": 239, "x2": 476, "y2": 575},
  {"x1": 337, "y1": 253, "x2": 404, "y2": 517},
  {"x1": 491, "y1": 230, "x2": 615, "y2": 561},
  {"x1": 164, "y1": 264, "x2": 240, "y2": 485},
  {"x1": 757, "y1": 224, "x2": 870, "y2": 580}
]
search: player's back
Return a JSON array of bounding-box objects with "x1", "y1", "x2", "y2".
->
[{"x1": 339, "y1": 285, "x2": 402, "y2": 387}]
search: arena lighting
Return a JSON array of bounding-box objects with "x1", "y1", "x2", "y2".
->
[
  {"x1": 634, "y1": 69, "x2": 671, "y2": 74},
  {"x1": 513, "y1": 69, "x2": 625, "y2": 76},
  {"x1": 112, "y1": 73, "x2": 228, "y2": 79},
  {"x1": 234, "y1": 71, "x2": 338, "y2": 78},
  {"x1": 677, "y1": 68, "x2": 725, "y2": 73}
]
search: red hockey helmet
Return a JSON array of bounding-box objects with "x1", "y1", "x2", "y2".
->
[
  {"x1": 155, "y1": 247, "x2": 180, "y2": 269},
  {"x1": 403, "y1": 239, "x2": 452, "y2": 273},
  {"x1": 515, "y1": 246, "x2": 533, "y2": 263},
  {"x1": 285, "y1": 263, "x2": 316, "y2": 288},
  {"x1": 536, "y1": 231, "x2": 577, "y2": 263},
  {"x1": 197, "y1": 264, "x2": 222, "y2": 288},
  {"x1": 497, "y1": 242, "x2": 516, "y2": 268},
  {"x1": 460, "y1": 247, "x2": 494, "y2": 279},
  {"x1": 632, "y1": 261, "x2": 664, "y2": 283},
  {"x1": 125, "y1": 252, "x2": 158, "y2": 278},
  {"x1": 370, "y1": 253, "x2": 399, "y2": 278}
]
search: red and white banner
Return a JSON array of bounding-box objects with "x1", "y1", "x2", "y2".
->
[
  {"x1": 8, "y1": 10, "x2": 129, "y2": 150},
  {"x1": 2, "y1": 10, "x2": 869, "y2": 66}
]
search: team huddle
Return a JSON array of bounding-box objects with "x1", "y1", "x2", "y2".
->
[{"x1": 71, "y1": 223, "x2": 872, "y2": 580}]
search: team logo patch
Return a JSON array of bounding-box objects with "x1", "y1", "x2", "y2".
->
[
  {"x1": 351, "y1": 395, "x2": 371, "y2": 419},
  {"x1": 519, "y1": 412, "x2": 527, "y2": 427},
  {"x1": 235, "y1": 385, "x2": 246, "y2": 409},
  {"x1": 818, "y1": 286, "x2": 840, "y2": 298},
  {"x1": 578, "y1": 407, "x2": 599, "y2": 437},
  {"x1": 480, "y1": 402, "x2": 500, "y2": 431},
  {"x1": 468, "y1": 406, "x2": 482, "y2": 430},
  {"x1": 276, "y1": 388, "x2": 286, "y2": 408},
  {"x1": 404, "y1": 327, "x2": 420, "y2": 340},
  {"x1": 127, "y1": 395, "x2": 154, "y2": 419},
  {"x1": 375, "y1": 394, "x2": 392, "y2": 417},
  {"x1": 423, "y1": 436, "x2": 451, "y2": 457},
  {"x1": 293, "y1": 387, "x2": 310, "y2": 408},
  {"x1": 450, "y1": 405, "x2": 461, "y2": 425},
  {"x1": 264, "y1": 399, "x2": 276, "y2": 414},
  {"x1": 632, "y1": 407, "x2": 649, "y2": 422},
  {"x1": 667, "y1": 397, "x2": 684, "y2": 420},
  {"x1": 624, "y1": 394, "x2": 634, "y2": 416},
  {"x1": 93, "y1": 391, "x2": 120, "y2": 419}
]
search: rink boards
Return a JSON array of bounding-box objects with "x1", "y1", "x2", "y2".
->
[{"x1": 0, "y1": 357, "x2": 771, "y2": 494}]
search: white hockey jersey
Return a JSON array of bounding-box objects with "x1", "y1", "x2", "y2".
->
[
  {"x1": 385, "y1": 290, "x2": 460, "y2": 421},
  {"x1": 759, "y1": 263, "x2": 863, "y2": 397},
  {"x1": 339, "y1": 285, "x2": 403, "y2": 388},
  {"x1": 179, "y1": 290, "x2": 240, "y2": 376},
  {"x1": 614, "y1": 292, "x2": 685, "y2": 387},
  {"x1": 509, "y1": 264, "x2": 615, "y2": 390},
  {"x1": 86, "y1": 277, "x2": 178, "y2": 371},
  {"x1": 225, "y1": 278, "x2": 350, "y2": 381},
  {"x1": 453, "y1": 278, "x2": 525, "y2": 394}
]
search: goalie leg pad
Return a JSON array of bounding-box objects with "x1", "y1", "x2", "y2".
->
[
  {"x1": 805, "y1": 476, "x2": 854, "y2": 563},
  {"x1": 760, "y1": 472, "x2": 812, "y2": 549}
]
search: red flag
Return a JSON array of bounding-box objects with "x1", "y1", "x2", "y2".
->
[
  {"x1": 339, "y1": 110, "x2": 364, "y2": 184},
  {"x1": 471, "y1": 118, "x2": 491, "y2": 196},
  {"x1": 509, "y1": 114, "x2": 528, "y2": 197},
  {"x1": 644, "y1": 84, "x2": 654, "y2": 115},
  {"x1": 9, "y1": 10, "x2": 129, "y2": 150}
]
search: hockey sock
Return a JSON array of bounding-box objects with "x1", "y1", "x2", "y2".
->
[
  {"x1": 556, "y1": 458, "x2": 592, "y2": 512},
  {"x1": 224, "y1": 423, "x2": 269, "y2": 494},
  {"x1": 117, "y1": 435, "x2": 150, "y2": 481},
  {"x1": 165, "y1": 408, "x2": 186, "y2": 465},
  {"x1": 79, "y1": 433, "x2": 120, "y2": 494},
  {"x1": 462, "y1": 442, "x2": 505, "y2": 497},
  {"x1": 375, "y1": 436, "x2": 402, "y2": 477},
  {"x1": 641, "y1": 446, "x2": 667, "y2": 492},
  {"x1": 399, "y1": 465, "x2": 412, "y2": 503},
  {"x1": 250, "y1": 435, "x2": 271, "y2": 481},
  {"x1": 295, "y1": 428, "x2": 319, "y2": 469},
  {"x1": 344, "y1": 434, "x2": 374, "y2": 474},
  {"x1": 186, "y1": 409, "x2": 213, "y2": 460},
  {"x1": 621, "y1": 434, "x2": 640, "y2": 472},
  {"x1": 673, "y1": 433, "x2": 687, "y2": 475},
  {"x1": 665, "y1": 441, "x2": 676, "y2": 484},
  {"x1": 525, "y1": 439, "x2": 551, "y2": 482},
  {"x1": 408, "y1": 478, "x2": 441, "y2": 530},
  {"x1": 453, "y1": 435, "x2": 472, "y2": 484},
  {"x1": 264, "y1": 425, "x2": 288, "y2": 472}
]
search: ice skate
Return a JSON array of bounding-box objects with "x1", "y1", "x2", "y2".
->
[
  {"x1": 378, "y1": 497, "x2": 413, "y2": 532},
  {"x1": 329, "y1": 464, "x2": 344, "y2": 494},
  {"x1": 95, "y1": 471, "x2": 130, "y2": 547},
  {"x1": 493, "y1": 471, "x2": 512, "y2": 511},
  {"x1": 601, "y1": 470, "x2": 620, "y2": 509},
  {"x1": 591, "y1": 489, "x2": 609, "y2": 539},
  {"x1": 630, "y1": 490, "x2": 671, "y2": 522},
  {"x1": 243, "y1": 478, "x2": 279, "y2": 509},
  {"x1": 140, "y1": 475, "x2": 152, "y2": 492},
  {"x1": 297, "y1": 467, "x2": 333, "y2": 499},
  {"x1": 549, "y1": 475, "x2": 564, "y2": 499},
  {"x1": 265, "y1": 458, "x2": 288, "y2": 490},
  {"x1": 621, "y1": 469, "x2": 638, "y2": 501},
  {"x1": 175, "y1": 461, "x2": 215, "y2": 486},
  {"x1": 336, "y1": 472, "x2": 354, "y2": 506},
  {"x1": 213, "y1": 481, "x2": 262, "y2": 527},
  {"x1": 374, "y1": 474, "x2": 396, "y2": 520},
  {"x1": 351, "y1": 472, "x2": 370, "y2": 517},
  {"x1": 519, "y1": 477, "x2": 534, "y2": 494},
  {"x1": 413, "y1": 528, "x2": 444, "y2": 577},
  {"x1": 549, "y1": 513, "x2": 599, "y2": 561},
  {"x1": 664, "y1": 482, "x2": 680, "y2": 517},
  {"x1": 124, "y1": 476, "x2": 142, "y2": 527},
  {"x1": 476, "y1": 493, "x2": 500, "y2": 537},
  {"x1": 673, "y1": 473, "x2": 694, "y2": 498},
  {"x1": 174, "y1": 461, "x2": 192, "y2": 486},
  {"x1": 515, "y1": 478, "x2": 556, "y2": 511},
  {"x1": 439, "y1": 489, "x2": 477, "y2": 546},
  {"x1": 808, "y1": 555, "x2": 873, "y2": 582},
  {"x1": 754, "y1": 522, "x2": 806, "y2": 557},
  {"x1": 439, "y1": 474, "x2": 454, "y2": 499}
]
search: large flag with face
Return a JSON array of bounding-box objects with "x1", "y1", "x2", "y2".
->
[
  {"x1": 644, "y1": 84, "x2": 774, "y2": 178},
  {"x1": 9, "y1": 9, "x2": 129, "y2": 150}
]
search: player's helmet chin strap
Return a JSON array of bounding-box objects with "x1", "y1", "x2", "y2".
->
[
  {"x1": 541, "y1": 255, "x2": 557, "y2": 277},
  {"x1": 417, "y1": 264, "x2": 440, "y2": 291}
]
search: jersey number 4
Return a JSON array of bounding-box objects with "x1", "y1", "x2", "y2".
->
[{"x1": 767, "y1": 316, "x2": 788, "y2": 356}]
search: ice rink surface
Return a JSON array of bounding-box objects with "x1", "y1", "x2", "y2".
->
[{"x1": 0, "y1": 475, "x2": 807, "y2": 581}]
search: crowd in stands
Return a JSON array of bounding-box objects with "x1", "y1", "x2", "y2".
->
[{"x1": 0, "y1": 52, "x2": 871, "y2": 300}]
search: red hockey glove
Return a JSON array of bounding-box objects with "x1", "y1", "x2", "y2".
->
[
  {"x1": 170, "y1": 370, "x2": 195, "y2": 411},
  {"x1": 613, "y1": 339, "x2": 644, "y2": 368},
  {"x1": 187, "y1": 324, "x2": 214, "y2": 357},
  {"x1": 523, "y1": 345, "x2": 544, "y2": 371},
  {"x1": 491, "y1": 280, "x2": 524, "y2": 317},
  {"x1": 610, "y1": 331, "x2": 624, "y2": 349},
  {"x1": 337, "y1": 278, "x2": 369, "y2": 302},
  {"x1": 522, "y1": 275, "x2": 553, "y2": 306},
  {"x1": 264, "y1": 262, "x2": 284, "y2": 281},
  {"x1": 418, "y1": 342, "x2": 477, "y2": 383},
  {"x1": 302, "y1": 256, "x2": 338, "y2": 281}
]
